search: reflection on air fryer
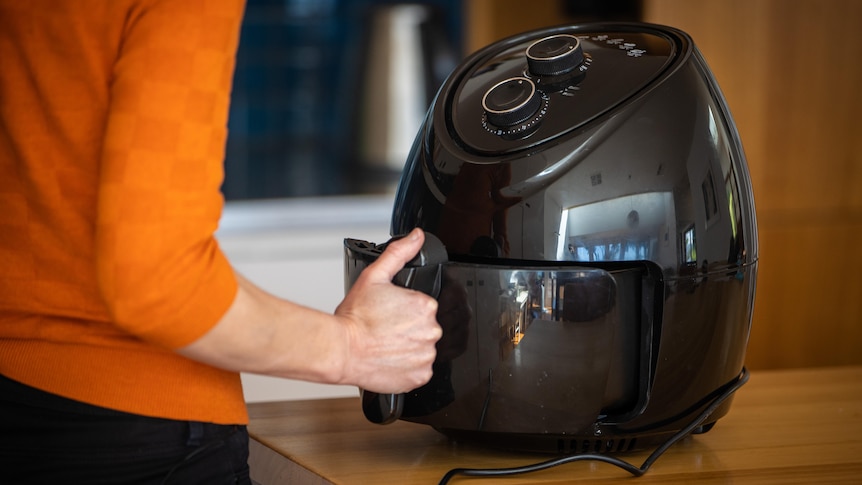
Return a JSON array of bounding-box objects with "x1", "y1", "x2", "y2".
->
[
  {"x1": 436, "y1": 162, "x2": 520, "y2": 257},
  {"x1": 403, "y1": 263, "x2": 642, "y2": 437}
]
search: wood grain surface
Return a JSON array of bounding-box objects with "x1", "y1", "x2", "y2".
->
[{"x1": 248, "y1": 366, "x2": 862, "y2": 484}]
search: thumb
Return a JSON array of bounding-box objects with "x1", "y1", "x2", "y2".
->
[{"x1": 363, "y1": 228, "x2": 425, "y2": 284}]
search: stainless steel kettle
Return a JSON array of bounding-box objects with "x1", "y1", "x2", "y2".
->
[{"x1": 353, "y1": 3, "x2": 458, "y2": 190}]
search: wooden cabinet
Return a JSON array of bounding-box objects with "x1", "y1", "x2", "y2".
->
[{"x1": 464, "y1": 0, "x2": 862, "y2": 369}]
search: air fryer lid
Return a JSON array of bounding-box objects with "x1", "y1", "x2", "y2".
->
[{"x1": 447, "y1": 26, "x2": 678, "y2": 155}]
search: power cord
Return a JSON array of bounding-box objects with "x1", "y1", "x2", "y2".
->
[{"x1": 438, "y1": 367, "x2": 750, "y2": 484}]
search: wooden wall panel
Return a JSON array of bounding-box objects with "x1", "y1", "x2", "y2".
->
[
  {"x1": 464, "y1": 0, "x2": 568, "y2": 54},
  {"x1": 464, "y1": 0, "x2": 862, "y2": 369},
  {"x1": 641, "y1": 0, "x2": 862, "y2": 369}
]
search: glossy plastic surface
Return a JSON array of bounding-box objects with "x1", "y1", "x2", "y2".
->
[
  {"x1": 450, "y1": 28, "x2": 675, "y2": 154},
  {"x1": 348, "y1": 22, "x2": 758, "y2": 452}
]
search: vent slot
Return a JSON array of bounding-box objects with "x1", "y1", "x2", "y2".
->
[{"x1": 556, "y1": 437, "x2": 638, "y2": 454}]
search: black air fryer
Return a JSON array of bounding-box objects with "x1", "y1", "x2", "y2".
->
[{"x1": 345, "y1": 22, "x2": 757, "y2": 459}]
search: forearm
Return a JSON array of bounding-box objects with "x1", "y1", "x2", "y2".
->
[
  {"x1": 177, "y1": 273, "x2": 350, "y2": 385},
  {"x1": 177, "y1": 229, "x2": 442, "y2": 394}
]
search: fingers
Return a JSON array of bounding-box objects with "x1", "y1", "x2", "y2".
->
[{"x1": 362, "y1": 228, "x2": 425, "y2": 284}]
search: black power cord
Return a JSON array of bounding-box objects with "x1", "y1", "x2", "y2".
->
[{"x1": 438, "y1": 367, "x2": 750, "y2": 484}]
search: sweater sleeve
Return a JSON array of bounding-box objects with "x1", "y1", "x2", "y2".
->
[{"x1": 95, "y1": 0, "x2": 246, "y2": 349}]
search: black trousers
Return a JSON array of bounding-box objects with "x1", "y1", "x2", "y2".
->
[{"x1": 0, "y1": 373, "x2": 251, "y2": 485}]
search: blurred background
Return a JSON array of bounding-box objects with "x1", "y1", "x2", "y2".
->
[{"x1": 218, "y1": 0, "x2": 862, "y2": 401}]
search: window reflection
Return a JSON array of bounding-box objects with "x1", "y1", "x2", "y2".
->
[
  {"x1": 558, "y1": 192, "x2": 674, "y2": 264},
  {"x1": 683, "y1": 225, "x2": 696, "y2": 264}
]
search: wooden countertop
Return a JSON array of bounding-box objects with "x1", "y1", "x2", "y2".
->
[{"x1": 247, "y1": 366, "x2": 862, "y2": 484}]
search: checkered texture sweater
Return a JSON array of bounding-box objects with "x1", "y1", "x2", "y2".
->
[{"x1": 0, "y1": 0, "x2": 248, "y2": 424}]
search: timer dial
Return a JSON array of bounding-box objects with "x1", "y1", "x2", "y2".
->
[
  {"x1": 482, "y1": 77, "x2": 542, "y2": 127},
  {"x1": 526, "y1": 34, "x2": 584, "y2": 76}
]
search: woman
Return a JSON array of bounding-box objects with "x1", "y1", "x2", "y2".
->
[{"x1": 0, "y1": 1, "x2": 441, "y2": 482}]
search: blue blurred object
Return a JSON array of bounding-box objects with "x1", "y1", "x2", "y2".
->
[{"x1": 223, "y1": 0, "x2": 464, "y2": 200}]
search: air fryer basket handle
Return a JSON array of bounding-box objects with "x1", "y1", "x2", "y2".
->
[{"x1": 345, "y1": 232, "x2": 448, "y2": 424}]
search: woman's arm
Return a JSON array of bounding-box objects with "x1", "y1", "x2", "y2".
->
[
  {"x1": 94, "y1": 1, "x2": 441, "y2": 394},
  {"x1": 177, "y1": 228, "x2": 442, "y2": 395}
]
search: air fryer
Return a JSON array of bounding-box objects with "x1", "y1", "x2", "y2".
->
[{"x1": 344, "y1": 22, "x2": 757, "y2": 460}]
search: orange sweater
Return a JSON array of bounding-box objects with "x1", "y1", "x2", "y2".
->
[{"x1": 0, "y1": 0, "x2": 248, "y2": 424}]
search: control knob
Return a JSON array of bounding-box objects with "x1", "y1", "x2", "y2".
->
[
  {"x1": 481, "y1": 77, "x2": 541, "y2": 127},
  {"x1": 526, "y1": 34, "x2": 584, "y2": 76}
]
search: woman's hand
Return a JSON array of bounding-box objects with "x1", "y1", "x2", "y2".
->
[{"x1": 334, "y1": 228, "x2": 442, "y2": 394}]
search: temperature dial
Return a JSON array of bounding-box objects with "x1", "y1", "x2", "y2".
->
[
  {"x1": 482, "y1": 77, "x2": 542, "y2": 127},
  {"x1": 526, "y1": 34, "x2": 584, "y2": 76}
]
